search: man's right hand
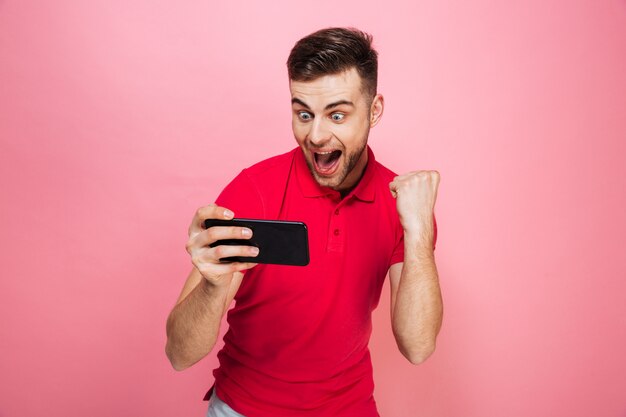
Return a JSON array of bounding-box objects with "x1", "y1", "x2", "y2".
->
[{"x1": 185, "y1": 204, "x2": 259, "y2": 287}]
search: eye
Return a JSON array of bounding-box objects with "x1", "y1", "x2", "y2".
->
[
  {"x1": 298, "y1": 111, "x2": 312, "y2": 121},
  {"x1": 331, "y1": 113, "x2": 345, "y2": 121}
]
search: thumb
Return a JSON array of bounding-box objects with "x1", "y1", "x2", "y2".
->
[{"x1": 389, "y1": 182, "x2": 398, "y2": 199}]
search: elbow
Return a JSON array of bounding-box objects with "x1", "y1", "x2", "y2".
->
[
  {"x1": 399, "y1": 341, "x2": 437, "y2": 365},
  {"x1": 406, "y1": 345, "x2": 436, "y2": 365},
  {"x1": 165, "y1": 342, "x2": 192, "y2": 372},
  {"x1": 170, "y1": 362, "x2": 189, "y2": 372},
  {"x1": 165, "y1": 337, "x2": 215, "y2": 371},
  {"x1": 169, "y1": 359, "x2": 191, "y2": 372}
]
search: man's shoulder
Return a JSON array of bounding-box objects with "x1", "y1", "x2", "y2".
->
[
  {"x1": 242, "y1": 148, "x2": 298, "y2": 180},
  {"x1": 372, "y1": 156, "x2": 400, "y2": 183},
  {"x1": 217, "y1": 148, "x2": 298, "y2": 219}
]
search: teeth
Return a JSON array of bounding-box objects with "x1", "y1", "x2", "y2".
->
[{"x1": 315, "y1": 151, "x2": 334, "y2": 155}]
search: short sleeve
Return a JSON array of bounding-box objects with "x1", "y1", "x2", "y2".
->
[
  {"x1": 389, "y1": 213, "x2": 438, "y2": 267},
  {"x1": 389, "y1": 220, "x2": 405, "y2": 266},
  {"x1": 214, "y1": 169, "x2": 265, "y2": 219}
]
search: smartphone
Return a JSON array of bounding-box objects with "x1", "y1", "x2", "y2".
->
[{"x1": 203, "y1": 218, "x2": 310, "y2": 266}]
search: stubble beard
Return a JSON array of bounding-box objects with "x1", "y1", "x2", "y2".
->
[{"x1": 305, "y1": 138, "x2": 368, "y2": 191}]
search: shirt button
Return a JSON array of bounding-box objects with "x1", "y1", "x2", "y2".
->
[
  {"x1": 334, "y1": 229, "x2": 340, "y2": 236},
  {"x1": 334, "y1": 209, "x2": 340, "y2": 215}
]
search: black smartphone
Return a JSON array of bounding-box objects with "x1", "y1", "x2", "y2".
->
[{"x1": 203, "y1": 218, "x2": 310, "y2": 266}]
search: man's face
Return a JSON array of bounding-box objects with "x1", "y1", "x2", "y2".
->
[{"x1": 290, "y1": 68, "x2": 383, "y2": 192}]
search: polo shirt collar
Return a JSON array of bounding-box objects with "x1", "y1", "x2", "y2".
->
[{"x1": 294, "y1": 145, "x2": 376, "y2": 202}]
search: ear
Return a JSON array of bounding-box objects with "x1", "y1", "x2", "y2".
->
[{"x1": 369, "y1": 94, "x2": 384, "y2": 127}]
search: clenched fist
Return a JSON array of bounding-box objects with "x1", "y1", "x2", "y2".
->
[{"x1": 389, "y1": 170, "x2": 440, "y2": 247}]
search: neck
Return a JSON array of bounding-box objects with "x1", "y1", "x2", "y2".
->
[{"x1": 338, "y1": 151, "x2": 369, "y2": 199}]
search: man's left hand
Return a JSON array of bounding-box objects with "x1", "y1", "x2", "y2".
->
[{"x1": 389, "y1": 170, "x2": 440, "y2": 247}]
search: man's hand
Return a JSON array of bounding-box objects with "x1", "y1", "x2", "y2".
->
[
  {"x1": 166, "y1": 204, "x2": 257, "y2": 370},
  {"x1": 185, "y1": 204, "x2": 259, "y2": 288},
  {"x1": 389, "y1": 170, "x2": 440, "y2": 247}
]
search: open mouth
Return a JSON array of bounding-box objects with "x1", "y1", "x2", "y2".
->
[{"x1": 313, "y1": 150, "x2": 342, "y2": 175}]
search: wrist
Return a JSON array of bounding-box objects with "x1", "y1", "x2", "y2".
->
[
  {"x1": 403, "y1": 230, "x2": 434, "y2": 253},
  {"x1": 199, "y1": 276, "x2": 229, "y2": 295}
]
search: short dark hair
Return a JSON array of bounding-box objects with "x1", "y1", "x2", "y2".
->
[{"x1": 287, "y1": 27, "x2": 378, "y2": 99}]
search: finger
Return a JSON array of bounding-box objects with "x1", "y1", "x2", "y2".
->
[
  {"x1": 429, "y1": 171, "x2": 440, "y2": 201},
  {"x1": 191, "y1": 245, "x2": 259, "y2": 270},
  {"x1": 189, "y1": 204, "x2": 235, "y2": 236},
  {"x1": 200, "y1": 261, "x2": 259, "y2": 276},
  {"x1": 186, "y1": 225, "x2": 252, "y2": 254},
  {"x1": 210, "y1": 244, "x2": 260, "y2": 262},
  {"x1": 389, "y1": 179, "x2": 402, "y2": 199},
  {"x1": 192, "y1": 225, "x2": 253, "y2": 249},
  {"x1": 432, "y1": 170, "x2": 440, "y2": 186}
]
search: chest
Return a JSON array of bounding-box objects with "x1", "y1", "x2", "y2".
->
[{"x1": 234, "y1": 180, "x2": 398, "y2": 311}]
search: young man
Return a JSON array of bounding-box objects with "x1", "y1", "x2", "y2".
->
[{"x1": 166, "y1": 27, "x2": 443, "y2": 417}]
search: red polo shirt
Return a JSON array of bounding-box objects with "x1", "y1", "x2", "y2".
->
[{"x1": 206, "y1": 146, "x2": 437, "y2": 416}]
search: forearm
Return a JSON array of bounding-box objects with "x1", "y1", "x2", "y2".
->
[
  {"x1": 392, "y1": 234, "x2": 443, "y2": 364},
  {"x1": 165, "y1": 279, "x2": 229, "y2": 371}
]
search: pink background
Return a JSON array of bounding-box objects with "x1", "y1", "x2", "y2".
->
[{"x1": 1, "y1": 1, "x2": 625, "y2": 416}]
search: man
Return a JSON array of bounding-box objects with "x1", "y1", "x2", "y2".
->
[{"x1": 165, "y1": 27, "x2": 443, "y2": 417}]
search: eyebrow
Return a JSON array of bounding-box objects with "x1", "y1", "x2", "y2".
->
[{"x1": 291, "y1": 98, "x2": 355, "y2": 111}]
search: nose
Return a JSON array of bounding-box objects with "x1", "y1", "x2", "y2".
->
[{"x1": 308, "y1": 118, "x2": 331, "y2": 146}]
